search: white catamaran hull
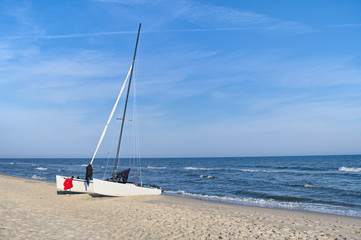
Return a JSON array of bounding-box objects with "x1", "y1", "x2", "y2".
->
[
  {"x1": 93, "y1": 178, "x2": 161, "y2": 196},
  {"x1": 56, "y1": 175, "x2": 94, "y2": 193}
]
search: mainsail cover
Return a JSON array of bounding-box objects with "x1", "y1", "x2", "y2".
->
[{"x1": 89, "y1": 64, "x2": 133, "y2": 165}]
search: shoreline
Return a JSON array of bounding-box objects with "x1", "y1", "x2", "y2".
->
[
  {"x1": 1, "y1": 174, "x2": 360, "y2": 239},
  {"x1": 5, "y1": 173, "x2": 361, "y2": 219},
  {"x1": 163, "y1": 192, "x2": 361, "y2": 220}
]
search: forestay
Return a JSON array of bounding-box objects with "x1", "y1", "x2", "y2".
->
[{"x1": 90, "y1": 64, "x2": 133, "y2": 165}]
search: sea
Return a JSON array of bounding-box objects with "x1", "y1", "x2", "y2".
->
[{"x1": 1, "y1": 155, "x2": 360, "y2": 218}]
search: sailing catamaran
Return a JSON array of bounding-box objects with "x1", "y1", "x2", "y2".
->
[{"x1": 56, "y1": 23, "x2": 161, "y2": 196}]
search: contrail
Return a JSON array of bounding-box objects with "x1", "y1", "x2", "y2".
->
[
  {"x1": 0, "y1": 27, "x2": 254, "y2": 40},
  {"x1": 0, "y1": 31, "x2": 137, "y2": 40},
  {"x1": 146, "y1": 27, "x2": 253, "y2": 33}
]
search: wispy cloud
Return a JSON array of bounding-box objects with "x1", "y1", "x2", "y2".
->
[
  {"x1": 172, "y1": 2, "x2": 315, "y2": 33},
  {"x1": 94, "y1": 0, "x2": 315, "y2": 34},
  {"x1": 146, "y1": 49, "x2": 361, "y2": 134},
  {"x1": 0, "y1": 41, "x2": 132, "y2": 107},
  {"x1": 3, "y1": 1, "x2": 45, "y2": 36},
  {"x1": 0, "y1": 0, "x2": 315, "y2": 41}
]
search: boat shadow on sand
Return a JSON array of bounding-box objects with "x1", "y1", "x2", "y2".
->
[
  {"x1": 56, "y1": 191, "x2": 87, "y2": 195},
  {"x1": 56, "y1": 191, "x2": 115, "y2": 198}
]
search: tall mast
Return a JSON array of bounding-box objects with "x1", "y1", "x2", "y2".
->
[{"x1": 112, "y1": 23, "x2": 141, "y2": 179}]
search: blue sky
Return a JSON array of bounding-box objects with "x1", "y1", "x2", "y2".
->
[{"x1": 0, "y1": 0, "x2": 360, "y2": 158}]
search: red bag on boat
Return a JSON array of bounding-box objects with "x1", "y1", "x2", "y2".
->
[{"x1": 63, "y1": 178, "x2": 73, "y2": 190}]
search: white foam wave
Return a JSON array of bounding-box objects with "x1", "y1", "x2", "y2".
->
[
  {"x1": 36, "y1": 167, "x2": 48, "y2": 171},
  {"x1": 185, "y1": 167, "x2": 280, "y2": 173},
  {"x1": 164, "y1": 190, "x2": 361, "y2": 217},
  {"x1": 199, "y1": 175, "x2": 214, "y2": 179},
  {"x1": 173, "y1": 190, "x2": 187, "y2": 195},
  {"x1": 81, "y1": 164, "x2": 88, "y2": 167},
  {"x1": 165, "y1": 190, "x2": 296, "y2": 209},
  {"x1": 185, "y1": 167, "x2": 209, "y2": 170},
  {"x1": 147, "y1": 166, "x2": 167, "y2": 169},
  {"x1": 241, "y1": 169, "x2": 260, "y2": 172},
  {"x1": 339, "y1": 167, "x2": 361, "y2": 172},
  {"x1": 304, "y1": 184, "x2": 321, "y2": 188},
  {"x1": 9, "y1": 162, "x2": 15, "y2": 165},
  {"x1": 32, "y1": 175, "x2": 47, "y2": 180}
]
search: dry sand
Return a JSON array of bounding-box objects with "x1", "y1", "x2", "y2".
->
[{"x1": 0, "y1": 174, "x2": 360, "y2": 239}]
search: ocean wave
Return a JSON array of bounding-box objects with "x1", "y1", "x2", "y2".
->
[
  {"x1": 147, "y1": 166, "x2": 167, "y2": 169},
  {"x1": 184, "y1": 167, "x2": 280, "y2": 173},
  {"x1": 32, "y1": 175, "x2": 47, "y2": 180},
  {"x1": 277, "y1": 166, "x2": 321, "y2": 171},
  {"x1": 304, "y1": 184, "x2": 322, "y2": 188},
  {"x1": 200, "y1": 175, "x2": 214, "y2": 179},
  {"x1": 36, "y1": 167, "x2": 48, "y2": 171},
  {"x1": 81, "y1": 164, "x2": 88, "y2": 167},
  {"x1": 185, "y1": 167, "x2": 210, "y2": 170},
  {"x1": 184, "y1": 167, "x2": 338, "y2": 175},
  {"x1": 164, "y1": 190, "x2": 361, "y2": 217},
  {"x1": 339, "y1": 167, "x2": 361, "y2": 172},
  {"x1": 164, "y1": 190, "x2": 306, "y2": 208},
  {"x1": 10, "y1": 162, "x2": 14, "y2": 165}
]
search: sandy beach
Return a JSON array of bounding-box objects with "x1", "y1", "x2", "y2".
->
[{"x1": 0, "y1": 174, "x2": 360, "y2": 239}]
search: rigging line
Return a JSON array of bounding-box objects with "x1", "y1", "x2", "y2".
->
[
  {"x1": 129, "y1": 71, "x2": 137, "y2": 175},
  {"x1": 133, "y1": 74, "x2": 138, "y2": 170},
  {"x1": 103, "y1": 152, "x2": 112, "y2": 180},
  {"x1": 129, "y1": 106, "x2": 134, "y2": 172},
  {"x1": 137, "y1": 54, "x2": 143, "y2": 185},
  {"x1": 129, "y1": 60, "x2": 138, "y2": 177},
  {"x1": 112, "y1": 23, "x2": 141, "y2": 179},
  {"x1": 90, "y1": 64, "x2": 133, "y2": 165},
  {"x1": 136, "y1": 102, "x2": 142, "y2": 183},
  {"x1": 103, "y1": 115, "x2": 121, "y2": 179},
  {"x1": 132, "y1": 61, "x2": 143, "y2": 185}
]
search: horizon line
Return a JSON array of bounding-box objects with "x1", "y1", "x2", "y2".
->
[{"x1": 0, "y1": 153, "x2": 360, "y2": 159}]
